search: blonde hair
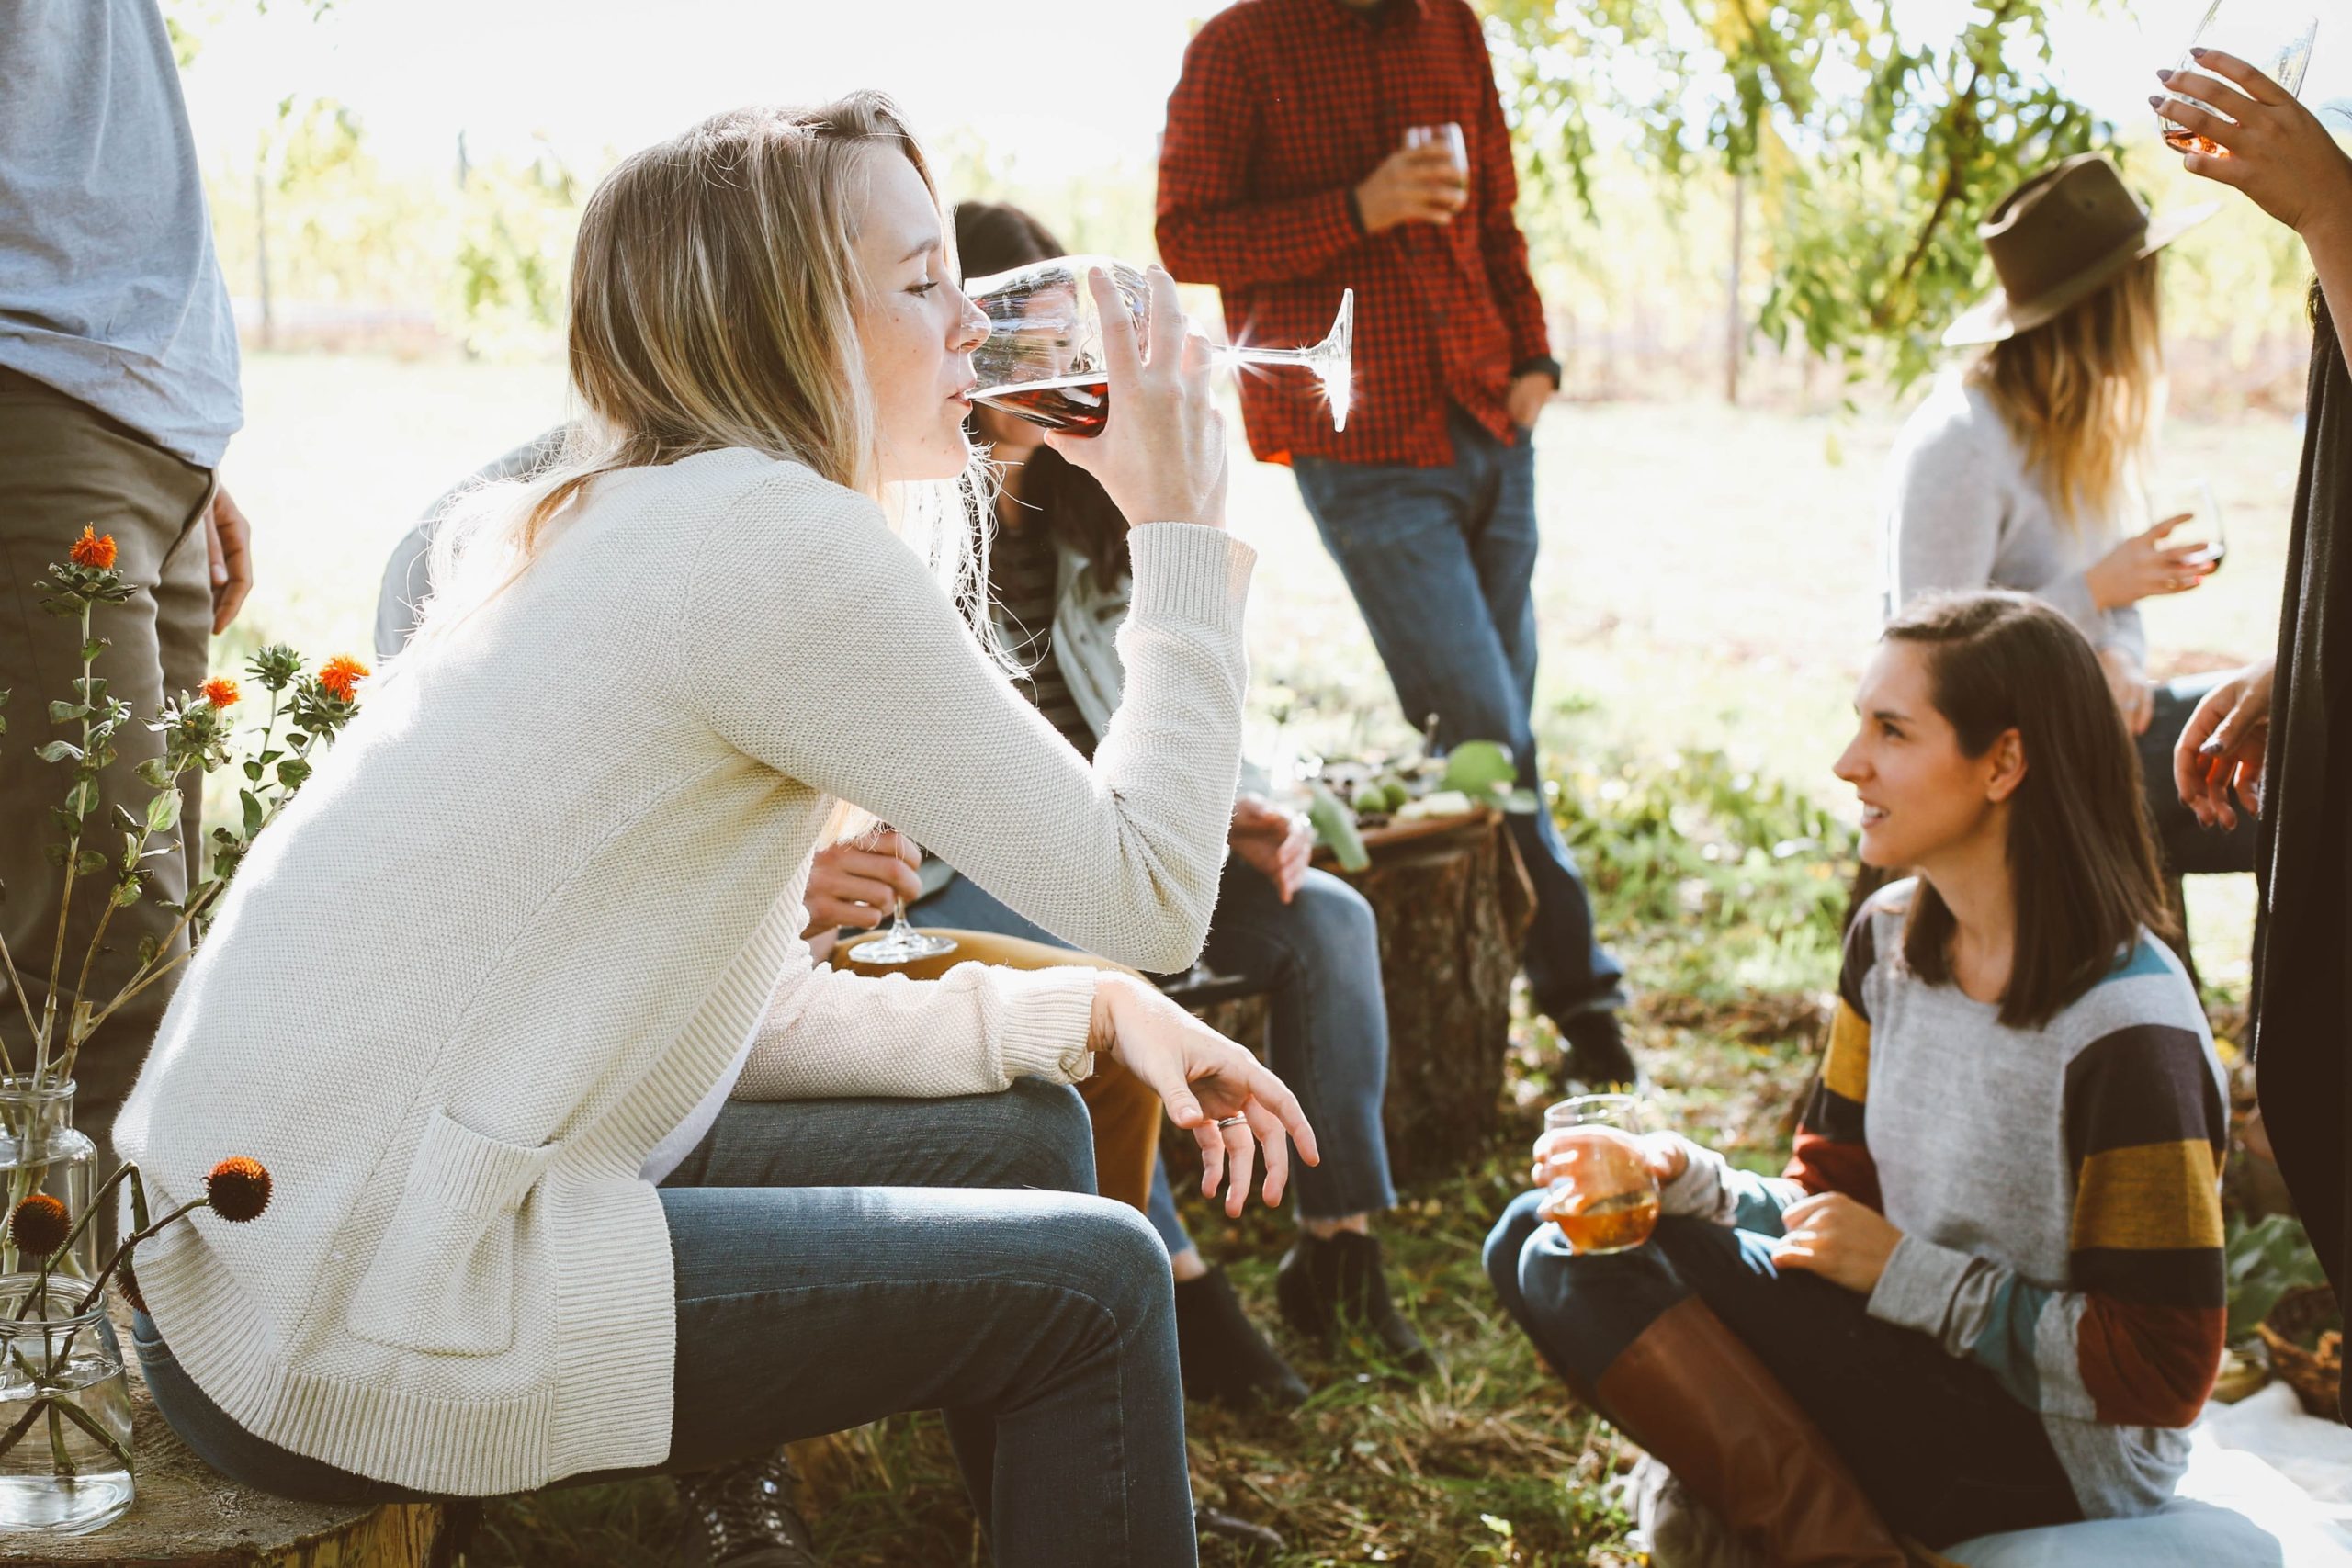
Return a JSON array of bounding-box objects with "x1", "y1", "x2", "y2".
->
[
  {"x1": 414, "y1": 93, "x2": 991, "y2": 648},
  {"x1": 1969, "y1": 253, "x2": 2165, "y2": 532}
]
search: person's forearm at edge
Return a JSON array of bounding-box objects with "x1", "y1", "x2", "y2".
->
[{"x1": 2306, "y1": 202, "x2": 2352, "y2": 368}]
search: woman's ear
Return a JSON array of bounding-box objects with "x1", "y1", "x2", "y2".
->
[{"x1": 1985, "y1": 728, "x2": 2028, "y2": 803}]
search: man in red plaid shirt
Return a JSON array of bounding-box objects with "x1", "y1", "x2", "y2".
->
[{"x1": 1158, "y1": 0, "x2": 1634, "y2": 1089}]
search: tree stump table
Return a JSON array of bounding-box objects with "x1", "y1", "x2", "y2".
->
[
  {"x1": 1174, "y1": 809, "x2": 1535, "y2": 1188},
  {"x1": 0, "y1": 1303, "x2": 456, "y2": 1568}
]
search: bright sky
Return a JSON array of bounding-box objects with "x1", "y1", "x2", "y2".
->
[{"x1": 178, "y1": 0, "x2": 2352, "y2": 180}]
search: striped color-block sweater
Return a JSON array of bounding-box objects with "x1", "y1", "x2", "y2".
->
[{"x1": 1669, "y1": 878, "x2": 2227, "y2": 1518}]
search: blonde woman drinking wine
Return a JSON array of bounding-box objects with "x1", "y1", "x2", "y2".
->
[
  {"x1": 1487, "y1": 593, "x2": 2226, "y2": 1562},
  {"x1": 1883, "y1": 153, "x2": 2255, "y2": 882},
  {"x1": 113, "y1": 94, "x2": 1315, "y2": 1568}
]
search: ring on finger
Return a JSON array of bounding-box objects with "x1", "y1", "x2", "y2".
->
[{"x1": 1216, "y1": 1115, "x2": 1247, "y2": 1129}]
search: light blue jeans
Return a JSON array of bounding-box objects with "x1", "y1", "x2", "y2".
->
[
  {"x1": 915, "y1": 856, "x2": 1398, "y2": 1257},
  {"x1": 134, "y1": 1080, "x2": 1198, "y2": 1567}
]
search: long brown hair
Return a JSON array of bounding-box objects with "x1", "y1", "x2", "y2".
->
[
  {"x1": 1884, "y1": 592, "x2": 2169, "y2": 1028},
  {"x1": 952, "y1": 199, "x2": 1131, "y2": 590},
  {"x1": 1969, "y1": 253, "x2": 2164, "y2": 533}
]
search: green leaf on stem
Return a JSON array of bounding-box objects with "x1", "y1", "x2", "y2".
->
[
  {"x1": 240, "y1": 790, "x2": 263, "y2": 840},
  {"x1": 64, "y1": 781, "x2": 96, "y2": 818},
  {"x1": 276, "y1": 758, "x2": 311, "y2": 790},
  {"x1": 33, "y1": 741, "x2": 80, "y2": 765},
  {"x1": 134, "y1": 758, "x2": 171, "y2": 789},
  {"x1": 108, "y1": 880, "x2": 140, "y2": 908},
  {"x1": 133, "y1": 935, "x2": 158, "y2": 968},
  {"x1": 143, "y1": 792, "x2": 179, "y2": 835},
  {"x1": 46, "y1": 702, "x2": 86, "y2": 725},
  {"x1": 73, "y1": 851, "x2": 105, "y2": 876}
]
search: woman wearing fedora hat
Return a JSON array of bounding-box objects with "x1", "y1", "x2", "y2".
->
[
  {"x1": 2159, "y1": 46, "x2": 2352, "y2": 1422},
  {"x1": 1882, "y1": 152, "x2": 2253, "y2": 884}
]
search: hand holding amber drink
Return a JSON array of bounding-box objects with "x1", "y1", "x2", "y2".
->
[{"x1": 1536, "y1": 1093, "x2": 1663, "y2": 1256}]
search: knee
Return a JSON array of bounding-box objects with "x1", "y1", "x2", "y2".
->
[
  {"x1": 1287, "y1": 872, "x2": 1379, "y2": 964},
  {"x1": 992, "y1": 1079, "x2": 1097, "y2": 1196},
  {"x1": 1064, "y1": 1198, "x2": 1175, "y2": 1342},
  {"x1": 1483, "y1": 1189, "x2": 1550, "y2": 1313}
]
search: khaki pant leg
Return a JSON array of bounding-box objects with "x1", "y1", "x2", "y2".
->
[
  {"x1": 832, "y1": 926, "x2": 1165, "y2": 1213},
  {"x1": 0, "y1": 367, "x2": 213, "y2": 1151}
]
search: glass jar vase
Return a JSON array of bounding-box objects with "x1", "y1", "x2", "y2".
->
[
  {"x1": 0, "y1": 1081, "x2": 96, "y2": 1282},
  {"x1": 0, "y1": 1275, "x2": 133, "y2": 1534}
]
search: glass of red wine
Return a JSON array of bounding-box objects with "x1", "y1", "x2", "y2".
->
[
  {"x1": 967, "y1": 256, "x2": 1353, "y2": 437},
  {"x1": 2158, "y1": 0, "x2": 2319, "y2": 156}
]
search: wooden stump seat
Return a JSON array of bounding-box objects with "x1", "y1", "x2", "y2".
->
[{"x1": 0, "y1": 1299, "x2": 457, "y2": 1567}]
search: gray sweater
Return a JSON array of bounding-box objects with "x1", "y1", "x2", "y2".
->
[{"x1": 1882, "y1": 375, "x2": 2145, "y2": 670}]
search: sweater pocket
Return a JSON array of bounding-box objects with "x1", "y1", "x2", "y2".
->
[{"x1": 345, "y1": 1110, "x2": 558, "y2": 1357}]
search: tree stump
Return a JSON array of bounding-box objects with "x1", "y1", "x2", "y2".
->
[
  {"x1": 0, "y1": 1303, "x2": 455, "y2": 1567},
  {"x1": 1164, "y1": 811, "x2": 1535, "y2": 1189},
  {"x1": 1329, "y1": 811, "x2": 1534, "y2": 1184}
]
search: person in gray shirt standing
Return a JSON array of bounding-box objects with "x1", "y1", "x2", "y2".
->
[{"x1": 0, "y1": 0, "x2": 257, "y2": 1145}]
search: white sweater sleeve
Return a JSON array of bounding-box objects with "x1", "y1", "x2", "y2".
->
[
  {"x1": 678, "y1": 472, "x2": 1252, "y2": 974},
  {"x1": 1886, "y1": 417, "x2": 2007, "y2": 616},
  {"x1": 735, "y1": 953, "x2": 1100, "y2": 1100}
]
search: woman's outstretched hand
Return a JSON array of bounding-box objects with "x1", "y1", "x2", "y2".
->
[
  {"x1": 1046, "y1": 265, "x2": 1228, "y2": 532},
  {"x1": 2174, "y1": 655, "x2": 2275, "y2": 829},
  {"x1": 1091, "y1": 973, "x2": 1318, "y2": 1217},
  {"x1": 2155, "y1": 51, "x2": 2352, "y2": 240}
]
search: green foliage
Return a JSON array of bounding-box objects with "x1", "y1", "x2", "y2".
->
[
  {"x1": 1557, "y1": 746, "x2": 1857, "y2": 996},
  {"x1": 2226, "y1": 1213, "x2": 2330, "y2": 1342},
  {"x1": 1480, "y1": 0, "x2": 2111, "y2": 386}
]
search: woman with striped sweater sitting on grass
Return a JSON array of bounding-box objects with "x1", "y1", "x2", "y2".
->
[{"x1": 1486, "y1": 591, "x2": 2227, "y2": 1564}]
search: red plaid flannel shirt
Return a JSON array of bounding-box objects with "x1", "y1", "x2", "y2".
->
[{"x1": 1156, "y1": 0, "x2": 1553, "y2": 468}]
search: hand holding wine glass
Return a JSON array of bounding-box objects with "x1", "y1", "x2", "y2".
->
[
  {"x1": 1034, "y1": 265, "x2": 1229, "y2": 531},
  {"x1": 1356, "y1": 132, "x2": 1468, "y2": 231},
  {"x1": 2157, "y1": 43, "x2": 2352, "y2": 242}
]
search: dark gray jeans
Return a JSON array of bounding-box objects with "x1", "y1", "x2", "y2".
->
[{"x1": 135, "y1": 1079, "x2": 1197, "y2": 1567}]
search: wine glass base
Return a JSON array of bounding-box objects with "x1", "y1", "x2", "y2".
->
[{"x1": 847, "y1": 931, "x2": 961, "y2": 965}]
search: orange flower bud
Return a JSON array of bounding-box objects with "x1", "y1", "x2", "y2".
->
[
  {"x1": 68, "y1": 525, "x2": 118, "y2": 570},
  {"x1": 315, "y1": 655, "x2": 370, "y2": 703},
  {"x1": 8, "y1": 1194, "x2": 70, "y2": 1258},
  {"x1": 204, "y1": 1157, "x2": 272, "y2": 1224},
  {"x1": 201, "y1": 678, "x2": 241, "y2": 709}
]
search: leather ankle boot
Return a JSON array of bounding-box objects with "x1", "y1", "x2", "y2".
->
[
  {"x1": 1594, "y1": 1296, "x2": 1907, "y2": 1567},
  {"x1": 1276, "y1": 1231, "x2": 1435, "y2": 1372},
  {"x1": 1174, "y1": 1264, "x2": 1310, "y2": 1409}
]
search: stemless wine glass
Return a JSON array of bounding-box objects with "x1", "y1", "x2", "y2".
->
[
  {"x1": 1541, "y1": 1093, "x2": 1661, "y2": 1256},
  {"x1": 967, "y1": 256, "x2": 1354, "y2": 435},
  {"x1": 1405, "y1": 121, "x2": 1468, "y2": 179},
  {"x1": 842, "y1": 827, "x2": 957, "y2": 966},
  {"x1": 2159, "y1": 0, "x2": 2320, "y2": 156},
  {"x1": 2154, "y1": 476, "x2": 2229, "y2": 572}
]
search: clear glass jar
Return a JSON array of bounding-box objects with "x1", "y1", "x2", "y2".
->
[
  {"x1": 0, "y1": 1274, "x2": 133, "y2": 1534},
  {"x1": 0, "y1": 1080, "x2": 96, "y2": 1282}
]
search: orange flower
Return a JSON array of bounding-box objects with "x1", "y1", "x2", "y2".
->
[
  {"x1": 204, "y1": 1156, "x2": 272, "y2": 1223},
  {"x1": 315, "y1": 655, "x2": 369, "y2": 703},
  {"x1": 8, "y1": 1194, "x2": 70, "y2": 1258},
  {"x1": 68, "y1": 526, "x2": 117, "y2": 570},
  {"x1": 201, "y1": 677, "x2": 241, "y2": 709}
]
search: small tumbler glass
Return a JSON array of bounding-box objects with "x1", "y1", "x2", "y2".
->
[{"x1": 1541, "y1": 1093, "x2": 1661, "y2": 1256}]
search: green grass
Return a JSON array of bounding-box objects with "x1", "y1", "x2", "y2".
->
[{"x1": 193, "y1": 355, "x2": 2304, "y2": 1564}]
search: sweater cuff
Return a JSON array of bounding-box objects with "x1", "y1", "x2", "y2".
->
[
  {"x1": 1344, "y1": 187, "x2": 1368, "y2": 236},
  {"x1": 1126, "y1": 523, "x2": 1256, "y2": 636},
  {"x1": 989, "y1": 965, "x2": 1102, "y2": 1084},
  {"x1": 1659, "y1": 1137, "x2": 1737, "y2": 1224},
  {"x1": 1866, "y1": 1231, "x2": 1974, "y2": 1341}
]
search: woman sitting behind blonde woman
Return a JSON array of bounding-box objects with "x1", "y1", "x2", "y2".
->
[
  {"x1": 118, "y1": 94, "x2": 1312, "y2": 1568},
  {"x1": 1487, "y1": 592, "x2": 2225, "y2": 1562}
]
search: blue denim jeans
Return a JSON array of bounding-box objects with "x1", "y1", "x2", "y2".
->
[
  {"x1": 2140, "y1": 671, "x2": 2259, "y2": 877},
  {"x1": 1292, "y1": 410, "x2": 1625, "y2": 1021},
  {"x1": 134, "y1": 1079, "x2": 1197, "y2": 1568},
  {"x1": 916, "y1": 857, "x2": 1398, "y2": 1256},
  {"x1": 1483, "y1": 1190, "x2": 2080, "y2": 1547}
]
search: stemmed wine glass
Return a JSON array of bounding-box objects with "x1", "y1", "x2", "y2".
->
[
  {"x1": 967, "y1": 257, "x2": 1354, "y2": 436},
  {"x1": 2158, "y1": 0, "x2": 2320, "y2": 156},
  {"x1": 844, "y1": 827, "x2": 958, "y2": 966}
]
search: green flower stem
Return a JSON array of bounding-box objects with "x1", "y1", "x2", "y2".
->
[
  {"x1": 36, "y1": 598, "x2": 98, "y2": 1077},
  {"x1": 50, "y1": 1394, "x2": 128, "y2": 1472},
  {"x1": 0, "y1": 1395, "x2": 50, "y2": 1463}
]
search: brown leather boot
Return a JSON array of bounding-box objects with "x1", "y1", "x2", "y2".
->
[{"x1": 1594, "y1": 1295, "x2": 1908, "y2": 1568}]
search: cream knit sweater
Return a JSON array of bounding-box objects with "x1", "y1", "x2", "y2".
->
[{"x1": 112, "y1": 447, "x2": 1255, "y2": 1495}]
